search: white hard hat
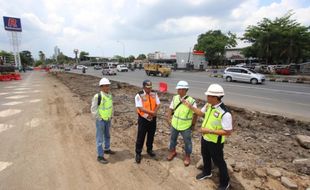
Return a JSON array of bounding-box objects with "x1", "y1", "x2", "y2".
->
[
  {"x1": 205, "y1": 84, "x2": 224, "y2": 96},
  {"x1": 99, "y1": 78, "x2": 111, "y2": 86},
  {"x1": 176, "y1": 80, "x2": 189, "y2": 89}
]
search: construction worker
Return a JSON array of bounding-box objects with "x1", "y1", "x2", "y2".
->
[
  {"x1": 167, "y1": 81, "x2": 197, "y2": 166},
  {"x1": 182, "y1": 84, "x2": 232, "y2": 190},
  {"x1": 134, "y1": 79, "x2": 160, "y2": 164},
  {"x1": 91, "y1": 78, "x2": 115, "y2": 164}
]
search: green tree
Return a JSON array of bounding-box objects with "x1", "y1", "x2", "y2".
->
[
  {"x1": 194, "y1": 30, "x2": 237, "y2": 66},
  {"x1": 127, "y1": 55, "x2": 135, "y2": 63},
  {"x1": 79, "y1": 51, "x2": 89, "y2": 61},
  {"x1": 137, "y1": 54, "x2": 146, "y2": 60},
  {"x1": 0, "y1": 50, "x2": 14, "y2": 64},
  {"x1": 242, "y1": 12, "x2": 310, "y2": 64},
  {"x1": 20, "y1": 50, "x2": 34, "y2": 66}
]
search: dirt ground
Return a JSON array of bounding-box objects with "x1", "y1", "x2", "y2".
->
[{"x1": 51, "y1": 72, "x2": 310, "y2": 190}]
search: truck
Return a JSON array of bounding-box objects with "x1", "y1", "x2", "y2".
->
[{"x1": 144, "y1": 63, "x2": 171, "y2": 77}]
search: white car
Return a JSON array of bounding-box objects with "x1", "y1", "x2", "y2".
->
[
  {"x1": 76, "y1": 65, "x2": 87, "y2": 70},
  {"x1": 102, "y1": 66, "x2": 117, "y2": 75},
  {"x1": 116, "y1": 64, "x2": 128, "y2": 72},
  {"x1": 223, "y1": 67, "x2": 265, "y2": 84}
]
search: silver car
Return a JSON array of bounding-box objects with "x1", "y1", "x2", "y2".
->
[{"x1": 223, "y1": 67, "x2": 265, "y2": 84}]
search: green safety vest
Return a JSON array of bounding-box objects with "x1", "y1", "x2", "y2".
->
[
  {"x1": 171, "y1": 95, "x2": 195, "y2": 131},
  {"x1": 202, "y1": 104, "x2": 225, "y2": 144},
  {"x1": 97, "y1": 92, "x2": 113, "y2": 121}
]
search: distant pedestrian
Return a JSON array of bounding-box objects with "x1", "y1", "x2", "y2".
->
[
  {"x1": 91, "y1": 78, "x2": 115, "y2": 164},
  {"x1": 166, "y1": 81, "x2": 197, "y2": 166},
  {"x1": 134, "y1": 79, "x2": 161, "y2": 163},
  {"x1": 182, "y1": 84, "x2": 232, "y2": 190}
]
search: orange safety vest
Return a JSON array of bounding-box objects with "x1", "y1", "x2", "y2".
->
[{"x1": 136, "y1": 90, "x2": 157, "y2": 118}]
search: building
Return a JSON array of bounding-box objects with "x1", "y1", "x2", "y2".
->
[
  {"x1": 176, "y1": 51, "x2": 207, "y2": 70},
  {"x1": 225, "y1": 48, "x2": 246, "y2": 64}
]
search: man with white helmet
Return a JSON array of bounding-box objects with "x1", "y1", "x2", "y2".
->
[
  {"x1": 182, "y1": 83, "x2": 232, "y2": 190},
  {"x1": 166, "y1": 80, "x2": 197, "y2": 166},
  {"x1": 91, "y1": 78, "x2": 115, "y2": 164}
]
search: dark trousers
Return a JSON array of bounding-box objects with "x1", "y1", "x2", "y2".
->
[
  {"x1": 135, "y1": 116, "x2": 157, "y2": 155},
  {"x1": 201, "y1": 137, "x2": 229, "y2": 186}
]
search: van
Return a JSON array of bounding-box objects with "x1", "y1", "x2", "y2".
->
[
  {"x1": 223, "y1": 67, "x2": 265, "y2": 84},
  {"x1": 117, "y1": 64, "x2": 128, "y2": 72}
]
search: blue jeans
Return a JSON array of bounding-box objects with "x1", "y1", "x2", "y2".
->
[
  {"x1": 96, "y1": 119, "x2": 111, "y2": 157},
  {"x1": 169, "y1": 127, "x2": 192, "y2": 154}
]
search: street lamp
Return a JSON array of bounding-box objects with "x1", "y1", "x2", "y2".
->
[{"x1": 117, "y1": 40, "x2": 125, "y2": 64}]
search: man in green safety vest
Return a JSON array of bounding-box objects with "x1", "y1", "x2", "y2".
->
[
  {"x1": 91, "y1": 78, "x2": 115, "y2": 164},
  {"x1": 166, "y1": 80, "x2": 197, "y2": 167},
  {"x1": 182, "y1": 83, "x2": 232, "y2": 190}
]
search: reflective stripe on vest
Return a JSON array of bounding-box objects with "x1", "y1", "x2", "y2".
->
[
  {"x1": 98, "y1": 92, "x2": 113, "y2": 120},
  {"x1": 171, "y1": 95, "x2": 195, "y2": 131},
  {"x1": 136, "y1": 92, "x2": 157, "y2": 118},
  {"x1": 202, "y1": 104, "x2": 225, "y2": 143}
]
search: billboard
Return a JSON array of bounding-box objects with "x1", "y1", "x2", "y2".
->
[{"x1": 3, "y1": 16, "x2": 22, "y2": 32}]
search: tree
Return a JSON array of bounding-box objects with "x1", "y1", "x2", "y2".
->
[
  {"x1": 127, "y1": 55, "x2": 135, "y2": 63},
  {"x1": 194, "y1": 30, "x2": 237, "y2": 66},
  {"x1": 137, "y1": 54, "x2": 146, "y2": 60},
  {"x1": 242, "y1": 12, "x2": 310, "y2": 64},
  {"x1": 0, "y1": 50, "x2": 14, "y2": 64},
  {"x1": 20, "y1": 50, "x2": 34, "y2": 66},
  {"x1": 79, "y1": 51, "x2": 89, "y2": 61}
]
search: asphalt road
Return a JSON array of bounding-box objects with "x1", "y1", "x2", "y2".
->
[{"x1": 71, "y1": 68, "x2": 310, "y2": 122}]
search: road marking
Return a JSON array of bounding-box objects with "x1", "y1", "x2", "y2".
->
[
  {"x1": 26, "y1": 118, "x2": 41, "y2": 128},
  {"x1": 0, "y1": 124, "x2": 14, "y2": 133},
  {"x1": 3, "y1": 86, "x2": 15, "y2": 89},
  {"x1": 29, "y1": 99, "x2": 41, "y2": 103},
  {"x1": 0, "y1": 93, "x2": 9, "y2": 96},
  {"x1": 5, "y1": 95, "x2": 29, "y2": 99},
  {"x1": 0, "y1": 109, "x2": 22, "y2": 117},
  {"x1": 2, "y1": 101, "x2": 23, "y2": 106},
  {"x1": 0, "y1": 161, "x2": 13, "y2": 172},
  {"x1": 15, "y1": 88, "x2": 31, "y2": 91}
]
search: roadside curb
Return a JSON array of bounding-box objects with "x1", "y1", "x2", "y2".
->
[{"x1": 209, "y1": 74, "x2": 310, "y2": 84}]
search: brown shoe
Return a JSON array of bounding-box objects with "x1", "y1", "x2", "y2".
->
[
  {"x1": 183, "y1": 154, "x2": 190, "y2": 167},
  {"x1": 167, "y1": 149, "x2": 177, "y2": 161}
]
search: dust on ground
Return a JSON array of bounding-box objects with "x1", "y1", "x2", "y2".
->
[{"x1": 52, "y1": 72, "x2": 310, "y2": 190}]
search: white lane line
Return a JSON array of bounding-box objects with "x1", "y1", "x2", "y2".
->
[
  {"x1": 3, "y1": 86, "x2": 15, "y2": 89},
  {"x1": 29, "y1": 99, "x2": 41, "y2": 103},
  {"x1": 2, "y1": 101, "x2": 23, "y2": 106},
  {"x1": 5, "y1": 95, "x2": 29, "y2": 99},
  {"x1": 0, "y1": 109, "x2": 22, "y2": 117},
  {"x1": 0, "y1": 124, "x2": 14, "y2": 133},
  {"x1": 15, "y1": 88, "x2": 31, "y2": 91},
  {"x1": 26, "y1": 118, "x2": 41, "y2": 128},
  {"x1": 227, "y1": 91, "x2": 310, "y2": 108},
  {"x1": 0, "y1": 93, "x2": 9, "y2": 96},
  {"x1": 0, "y1": 161, "x2": 13, "y2": 172}
]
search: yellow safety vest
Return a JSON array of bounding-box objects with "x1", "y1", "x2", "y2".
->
[
  {"x1": 97, "y1": 92, "x2": 113, "y2": 121},
  {"x1": 202, "y1": 104, "x2": 226, "y2": 143},
  {"x1": 171, "y1": 95, "x2": 195, "y2": 131}
]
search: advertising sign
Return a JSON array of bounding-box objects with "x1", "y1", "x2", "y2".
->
[{"x1": 3, "y1": 16, "x2": 22, "y2": 32}]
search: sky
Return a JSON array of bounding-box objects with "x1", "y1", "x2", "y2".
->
[{"x1": 0, "y1": 0, "x2": 310, "y2": 59}]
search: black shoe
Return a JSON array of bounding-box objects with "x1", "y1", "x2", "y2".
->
[
  {"x1": 147, "y1": 150, "x2": 156, "y2": 157},
  {"x1": 104, "y1": 149, "x2": 116, "y2": 154},
  {"x1": 135, "y1": 154, "x2": 141, "y2": 164},
  {"x1": 97, "y1": 156, "x2": 108, "y2": 164},
  {"x1": 217, "y1": 183, "x2": 230, "y2": 190},
  {"x1": 196, "y1": 172, "x2": 212, "y2": 180}
]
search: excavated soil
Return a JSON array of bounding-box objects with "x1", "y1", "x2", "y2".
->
[{"x1": 52, "y1": 72, "x2": 310, "y2": 190}]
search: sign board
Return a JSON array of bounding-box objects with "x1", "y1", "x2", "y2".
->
[{"x1": 3, "y1": 16, "x2": 22, "y2": 32}]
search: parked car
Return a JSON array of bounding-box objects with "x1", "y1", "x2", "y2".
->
[
  {"x1": 76, "y1": 65, "x2": 87, "y2": 70},
  {"x1": 64, "y1": 67, "x2": 71, "y2": 71},
  {"x1": 117, "y1": 64, "x2": 128, "y2": 72},
  {"x1": 223, "y1": 67, "x2": 265, "y2": 84},
  {"x1": 94, "y1": 65, "x2": 102, "y2": 70},
  {"x1": 102, "y1": 66, "x2": 117, "y2": 75}
]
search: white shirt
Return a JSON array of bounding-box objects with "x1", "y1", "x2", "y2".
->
[
  {"x1": 135, "y1": 90, "x2": 160, "y2": 108},
  {"x1": 200, "y1": 102, "x2": 232, "y2": 131}
]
